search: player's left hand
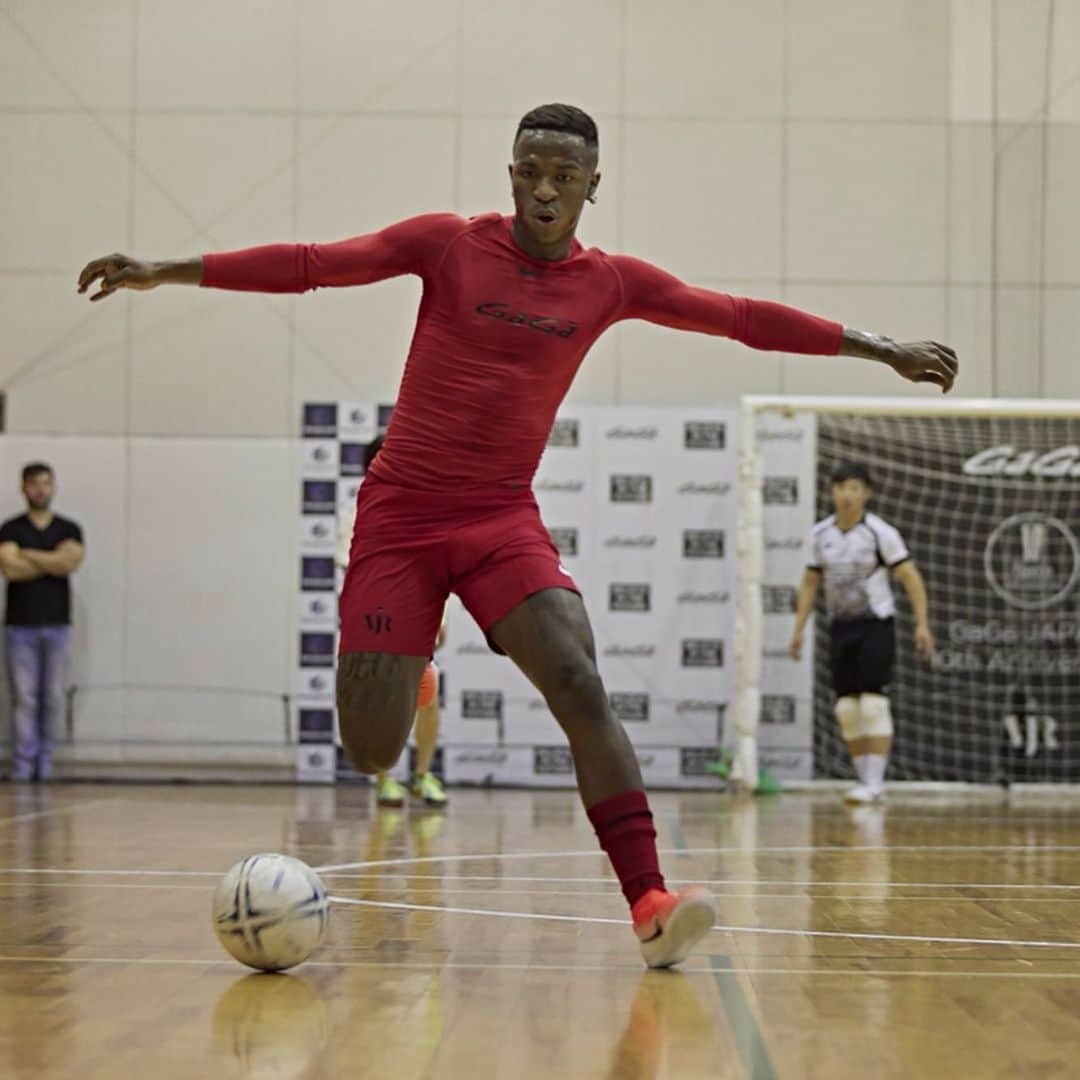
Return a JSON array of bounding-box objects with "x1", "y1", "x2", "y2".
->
[
  {"x1": 914, "y1": 624, "x2": 934, "y2": 660},
  {"x1": 886, "y1": 341, "x2": 958, "y2": 393}
]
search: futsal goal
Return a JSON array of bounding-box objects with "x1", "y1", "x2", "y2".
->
[{"x1": 731, "y1": 396, "x2": 1080, "y2": 792}]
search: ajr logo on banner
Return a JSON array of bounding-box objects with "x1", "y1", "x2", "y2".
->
[
  {"x1": 763, "y1": 477, "x2": 799, "y2": 505},
  {"x1": 534, "y1": 747, "x2": 574, "y2": 775},
  {"x1": 462, "y1": 691, "x2": 503, "y2": 720},
  {"x1": 684, "y1": 421, "x2": 726, "y2": 450},
  {"x1": 609, "y1": 693, "x2": 650, "y2": 722},
  {"x1": 682, "y1": 639, "x2": 725, "y2": 667},
  {"x1": 609, "y1": 583, "x2": 651, "y2": 612},
  {"x1": 547, "y1": 419, "x2": 580, "y2": 447},
  {"x1": 548, "y1": 527, "x2": 579, "y2": 557},
  {"x1": 610, "y1": 475, "x2": 653, "y2": 503},
  {"x1": 683, "y1": 530, "x2": 725, "y2": 558}
]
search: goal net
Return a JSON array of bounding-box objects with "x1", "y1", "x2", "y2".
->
[{"x1": 733, "y1": 397, "x2": 1080, "y2": 790}]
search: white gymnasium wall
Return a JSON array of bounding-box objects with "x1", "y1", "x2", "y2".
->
[{"x1": 2, "y1": 1, "x2": 1080, "y2": 767}]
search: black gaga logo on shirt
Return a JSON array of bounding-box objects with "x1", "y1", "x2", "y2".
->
[
  {"x1": 684, "y1": 421, "x2": 726, "y2": 450},
  {"x1": 475, "y1": 302, "x2": 578, "y2": 338},
  {"x1": 983, "y1": 512, "x2": 1080, "y2": 610},
  {"x1": 610, "y1": 475, "x2": 653, "y2": 503}
]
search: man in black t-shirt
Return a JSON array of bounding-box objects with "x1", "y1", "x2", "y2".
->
[{"x1": 0, "y1": 464, "x2": 84, "y2": 781}]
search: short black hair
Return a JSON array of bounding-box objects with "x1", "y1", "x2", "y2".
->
[
  {"x1": 363, "y1": 435, "x2": 385, "y2": 472},
  {"x1": 830, "y1": 462, "x2": 872, "y2": 487},
  {"x1": 22, "y1": 462, "x2": 53, "y2": 483},
  {"x1": 516, "y1": 104, "x2": 599, "y2": 152}
]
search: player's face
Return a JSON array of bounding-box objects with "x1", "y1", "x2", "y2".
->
[
  {"x1": 831, "y1": 479, "x2": 870, "y2": 516},
  {"x1": 509, "y1": 130, "x2": 599, "y2": 249},
  {"x1": 23, "y1": 472, "x2": 53, "y2": 511}
]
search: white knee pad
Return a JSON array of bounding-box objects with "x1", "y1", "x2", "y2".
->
[
  {"x1": 858, "y1": 693, "x2": 893, "y2": 738},
  {"x1": 835, "y1": 696, "x2": 861, "y2": 741}
]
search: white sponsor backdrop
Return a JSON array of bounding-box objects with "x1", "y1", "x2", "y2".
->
[
  {"x1": 298, "y1": 403, "x2": 738, "y2": 788},
  {"x1": 754, "y1": 411, "x2": 817, "y2": 780}
]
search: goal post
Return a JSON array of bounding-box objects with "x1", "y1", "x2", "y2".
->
[{"x1": 732, "y1": 396, "x2": 1080, "y2": 792}]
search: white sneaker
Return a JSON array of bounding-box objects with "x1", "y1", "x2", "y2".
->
[{"x1": 844, "y1": 783, "x2": 882, "y2": 805}]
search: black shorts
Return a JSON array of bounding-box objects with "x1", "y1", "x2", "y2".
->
[{"x1": 829, "y1": 617, "x2": 895, "y2": 697}]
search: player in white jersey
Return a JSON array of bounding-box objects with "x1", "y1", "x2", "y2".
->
[
  {"x1": 337, "y1": 436, "x2": 448, "y2": 807},
  {"x1": 790, "y1": 463, "x2": 934, "y2": 804}
]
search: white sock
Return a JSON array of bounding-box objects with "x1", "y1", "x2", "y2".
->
[
  {"x1": 864, "y1": 754, "x2": 888, "y2": 791},
  {"x1": 853, "y1": 755, "x2": 870, "y2": 784}
]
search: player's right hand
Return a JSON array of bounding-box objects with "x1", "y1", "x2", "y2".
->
[
  {"x1": 886, "y1": 341, "x2": 958, "y2": 393},
  {"x1": 77, "y1": 254, "x2": 159, "y2": 302},
  {"x1": 789, "y1": 630, "x2": 804, "y2": 660}
]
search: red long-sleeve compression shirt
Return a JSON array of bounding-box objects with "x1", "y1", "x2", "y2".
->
[{"x1": 202, "y1": 213, "x2": 842, "y2": 489}]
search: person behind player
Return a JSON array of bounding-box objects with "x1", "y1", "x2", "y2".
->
[
  {"x1": 336, "y1": 435, "x2": 448, "y2": 809},
  {"x1": 77, "y1": 104, "x2": 957, "y2": 967},
  {"x1": 789, "y1": 462, "x2": 934, "y2": 804}
]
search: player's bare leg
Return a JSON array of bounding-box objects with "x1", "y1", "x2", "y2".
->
[
  {"x1": 335, "y1": 652, "x2": 427, "y2": 775},
  {"x1": 836, "y1": 694, "x2": 893, "y2": 804},
  {"x1": 490, "y1": 588, "x2": 716, "y2": 967}
]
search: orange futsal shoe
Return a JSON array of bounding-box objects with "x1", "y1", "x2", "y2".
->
[{"x1": 631, "y1": 886, "x2": 717, "y2": 969}]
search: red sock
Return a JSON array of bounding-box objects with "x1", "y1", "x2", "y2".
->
[{"x1": 587, "y1": 789, "x2": 666, "y2": 909}]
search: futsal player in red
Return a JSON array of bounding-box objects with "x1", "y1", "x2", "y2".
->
[{"x1": 77, "y1": 104, "x2": 958, "y2": 968}]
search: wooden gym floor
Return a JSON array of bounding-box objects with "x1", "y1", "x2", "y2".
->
[{"x1": 0, "y1": 783, "x2": 1078, "y2": 1079}]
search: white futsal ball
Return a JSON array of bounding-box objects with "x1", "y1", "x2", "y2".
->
[{"x1": 212, "y1": 853, "x2": 329, "y2": 971}]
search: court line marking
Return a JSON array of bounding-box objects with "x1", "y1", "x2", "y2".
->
[
  {"x1": 0, "y1": 798, "x2": 122, "y2": 828},
  {"x1": 313, "y1": 844, "x2": 1080, "y2": 873},
  {"x1": 0, "y1": 954, "x2": 1077, "y2": 977},
  {"x1": 711, "y1": 955, "x2": 779, "y2": 1080},
  {"x1": 327, "y1": 895, "x2": 1080, "y2": 950}
]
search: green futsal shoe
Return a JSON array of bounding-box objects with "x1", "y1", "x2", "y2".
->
[
  {"x1": 410, "y1": 772, "x2": 448, "y2": 807},
  {"x1": 376, "y1": 776, "x2": 407, "y2": 807}
]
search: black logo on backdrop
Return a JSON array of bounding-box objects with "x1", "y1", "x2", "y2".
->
[
  {"x1": 302, "y1": 480, "x2": 337, "y2": 514},
  {"x1": 677, "y1": 590, "x2": 730, "y2": 605},
  {"x1": 299, "y1": 671, "x2": 331, "y2": 695},
  {"x1": 534, "y1": 746, "x2": 574, "y2": 775},
  {"x1": 681, "y1": 639, "x2": 725, "y2": 667},
  {"x1": 680, "y1": 748, "x2": 716, "y2": 777},
  {"x1": 548, "y1": 527, "x2": 579, "y2": 557},
  {"x1": 301, "y1": 557, "x2": 336, "y2": 592},
  {"x1": 609, "y1": 583, "x2": 652, "y2": 612},
  {"x1": 300, "y1": 632, "x2": 335, "y2": 668},
  {"x1": 302, "y1": 402, "x2": 338, "y2": 438},
  {"x1": 684, "y1": 421, "x2": 726, "y2": 450},
  {"x1": 606, "y1": 425, "x2": 658, "y2": 440},
  {"x1": 298, "y1": 707, "x2": 335, "y2": 744},
  {"x1": 610, "y1": 475, "x2": 653, "y2": 503},
  {"x1": 476, "y1": 302, "x2": 577, "y2": 338},
  {"x1": 676, "y1": 699, "x2": 727, "y2": 719},
  {"x1": 761, "y1": 695, "x2": 797, "y2": 725},
  {"x1": 363, "y1": 608, "x2": 392, "y2": 635},
  {"x1": 766, "y1": 537, "x2": 804, "y2": 552},
  {"x1": 683, "y1": 529, "x2": 725, "y2": 559},
  {"x1": 453, "y1": 750, "x2": 510, "y2": 766},
  {"x1": 548, "y1": 419, "x2": 580, "y2": 447},
  {"x1": 339, "y1": 443, "x2": 366, "y2": 477},
  {"x1": 678, "y1": 481, "x2": 731, "y2": 496},
  {"x1": 462, "y1": 690, "x2": 503, "y2": 720},
  {"x1": 763, "y1": 477, "x2": 799, "y2": 505},
  {"x1": 610, "y1": 693, "x2": 650, "y2": 722},
  {"x1": 603, "y1": 644, "x2": 656, "y2": 658},
  {"x1": 605, "y1": 535, "x2": 657, "y2": 549},
  {"x1": 762, "y1": 585, "x2": 797, "y2": 614},
  {"x1": 456, "y1": 642, "x2": 490, "y2": 656},
  {"x1": 377, "y1": 403, "x2": 394, "y2": 431}
]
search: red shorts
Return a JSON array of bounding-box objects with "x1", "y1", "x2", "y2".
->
[{"x1": 339, "y1": 475, "x2": 579, "y2": 656}]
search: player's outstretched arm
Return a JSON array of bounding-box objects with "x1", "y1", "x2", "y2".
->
[
  {"x1": 77, "y1": 254, "x2": 201, "y2": 302},
  {"x1": 839, "y1": 330, "x2": 957, "y2": 394}
]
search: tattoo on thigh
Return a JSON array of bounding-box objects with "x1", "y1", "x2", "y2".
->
[{"x1": 337, "y1": 652, "x2": 405, "y2": 684}]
